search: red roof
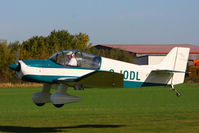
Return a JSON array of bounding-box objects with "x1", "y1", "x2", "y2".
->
[{"x1": 94, "y1": 44, "x2": 199, "y2": 54}]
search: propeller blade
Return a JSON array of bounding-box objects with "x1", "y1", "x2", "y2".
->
[{"x1": 15, "y1": 49, "x2": 20, "y2": 64}]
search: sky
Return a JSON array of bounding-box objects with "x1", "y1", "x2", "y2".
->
[{"x1": 0, "y1": 0, "x2": 199, "y2": 45}]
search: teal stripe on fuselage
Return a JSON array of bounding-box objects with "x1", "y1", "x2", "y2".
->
[
  {"x1": 124, "y1": 81, "x2": 143, "y2": 88},
  {"x1": 123, "y1": 81, "x2": 168, "y2": 88}
]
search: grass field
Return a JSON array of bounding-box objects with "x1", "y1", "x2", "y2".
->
[{"x1": 0, "y1": 83, "x2": 199, "y2": 133}]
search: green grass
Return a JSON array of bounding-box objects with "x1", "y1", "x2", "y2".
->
[{"x1": 0, "y1": 83, "x2": 199, "y2": 133}]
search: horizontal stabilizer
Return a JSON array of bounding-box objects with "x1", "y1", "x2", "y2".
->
[
  {"x1": 145, "y1": 68, "x2": 187, "y2": 85},
  {"x1": 144, "y1": 70, "x2": 173, "y2": 85}
]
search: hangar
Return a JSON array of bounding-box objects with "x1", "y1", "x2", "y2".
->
[{"x1": 94, "y1": 44, "x2": 199, "y2": 66}]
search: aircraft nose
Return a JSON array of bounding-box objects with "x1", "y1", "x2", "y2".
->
[{"x1": 9, "y1": 63, "x2": 21, "y2": 72}]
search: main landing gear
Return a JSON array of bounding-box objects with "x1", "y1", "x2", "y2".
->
[
  {"x1": 50, "y1": 84, "x2": 82, "y2": 108},
  {"x1": 32, "y1": 84, "x2": 82, "y2": 108}
]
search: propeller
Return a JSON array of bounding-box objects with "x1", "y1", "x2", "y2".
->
[
  {"x1": 9, "y1": 49, "x2": 21, "y2": 72},
  {"x1": 15, "y1": 48, "x2": 20, "y2": 64}
]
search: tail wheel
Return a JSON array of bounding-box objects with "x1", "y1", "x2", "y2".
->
[{"x1": 176, "y1": 92, "x2": 181, "y2": 97}]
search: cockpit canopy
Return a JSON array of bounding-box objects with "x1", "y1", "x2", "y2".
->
[{"x1": 49, "y1": 50, "x2": 101, "y2": 69}]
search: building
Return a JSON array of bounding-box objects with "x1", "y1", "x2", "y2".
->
[{"x1": 94, "y1": 44, "x2": 199, "y2": 66}]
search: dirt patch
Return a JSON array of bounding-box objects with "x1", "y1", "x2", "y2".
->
[{"x1": 0, "y1": 83, "x2": 42, "y2": 88}]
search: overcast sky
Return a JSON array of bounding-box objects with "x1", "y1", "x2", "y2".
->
[{"x1": 0, "y1": 0, "x2": 199, "y2": 45}]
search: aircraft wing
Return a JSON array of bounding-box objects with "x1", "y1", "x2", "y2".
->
[{"x1": 55, "y1": 71, "x2": 124, "y2": 88}]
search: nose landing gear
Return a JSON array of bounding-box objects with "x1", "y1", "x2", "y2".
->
[{"x1": 32, "y1": 84, "x2": 51, "y2": 107}]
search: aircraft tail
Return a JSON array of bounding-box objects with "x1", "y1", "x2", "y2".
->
[{"x1": 159, "y1": 47, "x2": 190, "y2": 85}]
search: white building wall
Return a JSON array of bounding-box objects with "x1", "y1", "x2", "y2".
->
[{"x1": 148, "y1": 56, "x2": 166, "y2": 65}]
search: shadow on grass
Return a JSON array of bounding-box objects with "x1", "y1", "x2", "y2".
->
[{"x1": 0, "y1": 124, "x2": 125, "y2": 133}]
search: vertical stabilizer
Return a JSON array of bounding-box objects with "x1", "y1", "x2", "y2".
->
[{"x1": 159, "y1": 47, "x2": 190, "y2": 85}]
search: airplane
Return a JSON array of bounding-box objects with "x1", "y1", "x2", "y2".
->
[{"x1": 9, "y1": 47, "x2": 190, "y2": 108}]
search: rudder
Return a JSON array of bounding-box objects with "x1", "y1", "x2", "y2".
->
[{"x1": 159, "y1": 47, "x2": 190, "y2": 85}]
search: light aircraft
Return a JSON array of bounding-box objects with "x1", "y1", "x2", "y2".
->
[{"x1": 9, "y1": 47, "x2": 190, "y2": 108}]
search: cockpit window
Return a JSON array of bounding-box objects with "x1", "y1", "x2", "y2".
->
[{"x1": 49, "y1": 50, "x2": 101, "y2": 69}]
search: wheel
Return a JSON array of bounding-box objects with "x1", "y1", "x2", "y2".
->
[
  {"x1": 176, "y1": 92, "x2": 181, "y2": 97},
  {"x1": 53, "y1": 104, "x2": 64, "y2": 108},
  {"x1": 35, "y1": 103, "x2": 45, "y2": 107}
]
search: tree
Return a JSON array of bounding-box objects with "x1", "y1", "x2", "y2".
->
[{"x1": 0, "y1": 42, "x2": 13, "y2": 82}]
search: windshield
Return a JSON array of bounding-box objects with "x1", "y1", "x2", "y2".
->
[{"x1": 49, "y1": 50, "x2": 101, "y2": 69}]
